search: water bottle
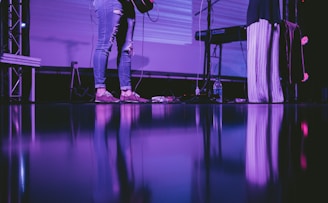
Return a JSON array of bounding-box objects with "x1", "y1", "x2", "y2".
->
[{"x1": 212, "y1": 79, "x2": 223, "y2": 103}]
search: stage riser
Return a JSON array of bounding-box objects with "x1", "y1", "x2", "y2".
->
[{"x1": 35, "y1": 69, "x2": 247, "y2": 103}]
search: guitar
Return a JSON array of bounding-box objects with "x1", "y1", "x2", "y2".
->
[{"x1": 131, "y1": 0, "x2": 154, "y2": 14}]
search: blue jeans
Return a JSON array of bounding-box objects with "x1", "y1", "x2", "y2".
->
[{"x1": 93, "y1": 0, "x2": 136, "y2": 91}]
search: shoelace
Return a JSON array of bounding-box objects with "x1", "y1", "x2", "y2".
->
[
  {"x1": 132, "y1": 92, "x2": 140, "y2": 97},
  {"x1": 103, "y1": 91, "x2": 113, "y2": 97}
]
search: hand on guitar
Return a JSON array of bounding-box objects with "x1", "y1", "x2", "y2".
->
[
  {"x1": 301, "y1": 35, "x2": 309, "y2": 46},
  {"x1": 301, "y1": 35, "x2": 309, "y2": 82}
]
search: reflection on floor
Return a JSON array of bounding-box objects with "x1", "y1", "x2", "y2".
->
[{"x1": 1, "y1": 103, "x2": 327, "y2": 203}]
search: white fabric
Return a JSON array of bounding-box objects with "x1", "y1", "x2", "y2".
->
[{"x1": 247, "y1": 19, "x2": 284, "y2": 103}]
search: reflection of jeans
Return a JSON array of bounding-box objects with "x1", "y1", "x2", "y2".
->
[{"x1": 93, "y1": 0, "x2": 136, "y2": 91}]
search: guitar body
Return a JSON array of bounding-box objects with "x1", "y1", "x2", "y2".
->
[{"x1": 132, "y1": 0, "x2": 154, "y2": 13}]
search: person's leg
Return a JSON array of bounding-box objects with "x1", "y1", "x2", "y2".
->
[
  {"x1": 247, "y1": 19, "x2": 284, "y2": 103},
  {"x1": 118, "y1": 16, "x2": 134, "y2": 96},
  {"x1": 247, "y1": 21, "x2": 266, "y2": 103},
  {"x1": 93, "y1": 0, "x2": 120, "y2": 102},
  {"x1": 93, "y1": 4, "x2": 112, "y2": 93},
  {"x1": 114, "y1": 1, "x2": 134, "y2": 96},
  {"x1": 116, "y1": 3, "x2": 149, "y2": 103},
  {"x1": 270, "y1": 23, "x2": 284, "y2": 103}
]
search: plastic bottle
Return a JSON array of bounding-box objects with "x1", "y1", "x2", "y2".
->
[
  {"x1": 195, "y1": 86, "x2": 200, "y2": 96},
  {"x1": 212, "y1": 79, "x2": 223, "y2": 103}
]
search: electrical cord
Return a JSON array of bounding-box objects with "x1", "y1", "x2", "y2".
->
[{"x1": 134, "y1": 2, "x2": 159, "y2": 92}]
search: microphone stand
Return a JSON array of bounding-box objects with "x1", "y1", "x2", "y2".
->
[
  {"x1": 204, "y1": 0, "x2": 212, "y2": 98},
  {"x1": 193, "y1": 0, "x2": 221, "y2": 103}
]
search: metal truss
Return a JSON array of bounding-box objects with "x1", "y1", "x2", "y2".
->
[
  {"x1": 7, "y1": 0, "x2": 23, "y2": 101},
  {"x1": 0, "y1": 0, "x2": 40, "y2": 102}
]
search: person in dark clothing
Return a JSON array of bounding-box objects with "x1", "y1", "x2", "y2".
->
[
  {"x1": 92, "y1": 0, "x2": 150, "y2": 103},
  {"x1": 246, "y1": 0, "x2": 284, "y2": 103}
]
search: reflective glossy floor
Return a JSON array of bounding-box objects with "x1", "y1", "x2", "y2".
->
[{"x1": 1, "y1": 102, "x2": 327, "y2": 203}]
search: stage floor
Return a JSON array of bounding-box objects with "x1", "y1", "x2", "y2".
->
[{"x1": 1, "y1": 102, "x2": 327, "y2": 203}]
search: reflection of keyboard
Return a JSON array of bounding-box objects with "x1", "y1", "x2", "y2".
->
[{"x1": 195, "y1": 25, "x2": 247, "y2": 44}]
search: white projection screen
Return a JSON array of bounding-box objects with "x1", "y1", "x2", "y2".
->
[{"x1": 30, "y1": 0, "x2": 248, "y2": 78}]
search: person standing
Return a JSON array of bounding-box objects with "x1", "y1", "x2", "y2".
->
[
  {"x1": 246, "y1": 0, "x2": 284, "y2": 103},
  {"x1": 92, "y1": 0, "x2": 149, "y2": 103}
]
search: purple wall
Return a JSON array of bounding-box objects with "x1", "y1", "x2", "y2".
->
[{"x1": 30, "y1": 0, "x2": 248, "y2": 78}]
